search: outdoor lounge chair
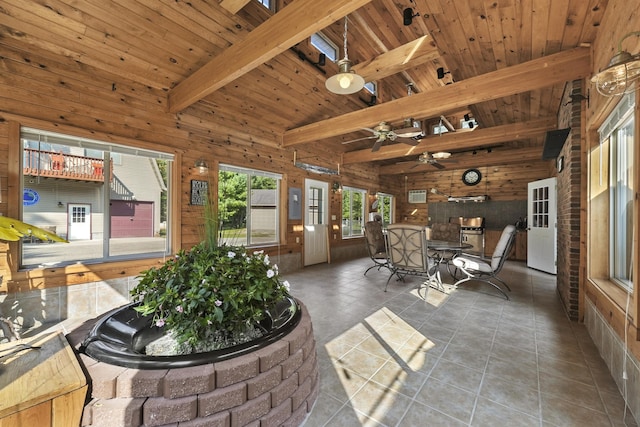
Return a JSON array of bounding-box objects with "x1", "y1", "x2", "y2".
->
[{"x1": 451, "y1": 224, "x2": 517, "y2": 299}]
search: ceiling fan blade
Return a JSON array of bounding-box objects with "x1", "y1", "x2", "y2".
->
[
  {"x1": 371, "y1": 138, "x2": 384, "y2": 152},
  {"x1": 431, "y1": 162, "x2": 446, "y2": 169},
  {"x1": 342, "y1": 136, "x2": 376, "y2": 145},
  {"x1": 399, "y1": 137, "x2": 420, "y2": 146}
]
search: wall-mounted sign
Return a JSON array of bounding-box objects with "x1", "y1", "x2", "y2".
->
[
  {"x1": 23, "y1": 188, "x2": 40, "y2": 206},
  {"x1": 190, "y1": 180, "x2": 208, "y2": 205}
]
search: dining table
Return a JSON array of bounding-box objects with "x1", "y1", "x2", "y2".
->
[{"x1": 425, "y1": 239, "x2": 473, "y2": 292}]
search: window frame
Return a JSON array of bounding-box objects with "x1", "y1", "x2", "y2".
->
[
  {"x1": 599, "y1": 94, "x2": 635, "y2": 291},
  {"x1": 218, "y1": 164, "x2": 282, "y2": 247},
  {"x1": 255, "y1": 0, "x2": 275, "y2": 12},
  {"x1": 311, "y1": 32, "x2": 338, "y2": 63},
  {"x1": 341, "y1": 186, "x2": 366, "y2": 238},
  {"x1": 375, "y1": 193, "x2": 394, "y2": 227},
  {"x1": 19, "y1": 127, "x2": 174, "y2": 269}
]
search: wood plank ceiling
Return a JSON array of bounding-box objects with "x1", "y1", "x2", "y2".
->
[{"x1": 0, "y1": 0, "x2": 608, "y2": 174}]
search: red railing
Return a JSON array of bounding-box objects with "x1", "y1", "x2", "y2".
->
[{"x1": 23, "y1": 149, "x2": 105, "y2": 182}]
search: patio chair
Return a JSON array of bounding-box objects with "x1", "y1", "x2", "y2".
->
[
  {"x1": 451, "y1": 224, "x2": 517, "y2": 299},
  {"x1": 385, "y1": 224, "x2": 437, "y2": 294},
  {"x1": 363, "y1": 220, "x2": 390, "y2": 276}
]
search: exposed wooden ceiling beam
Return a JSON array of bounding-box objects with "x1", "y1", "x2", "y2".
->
[
  {"x1": 352, "y1": 35, "x2": 440, "y2": 82},
  {"x1": 281, "y1": 47, "x2": 590, "y2": 146},
  {"x1": 379, "y1": 146, "x2": 545, "y2": 175},
  {"x1": 168, "y1": 0, "x2": 374, "y2": 113},
  {"x1": 219, "y1": 0, "x2": 252, "y2": 14},
  {"x1": 342, "y1": 117, "x2": 557, "y2": 164}
]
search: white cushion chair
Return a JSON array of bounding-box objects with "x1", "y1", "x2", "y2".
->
[{"x1": 451, "y1": 224, "x2": 517, "y2": 299}]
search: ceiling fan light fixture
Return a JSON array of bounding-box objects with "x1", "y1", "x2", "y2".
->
[
  {"x1": 591, "y1": 31, "x2": 640, "y2": 96},
  {"x1": 326, "y1": 16, "x2": 365, "y2": 95},
  {"x1": 432, "y1": 151, "x2": 452, "y2": 159}
]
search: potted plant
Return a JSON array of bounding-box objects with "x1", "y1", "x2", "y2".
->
[
  {"x1": 81, "y1": 177, "x2": 301, "y2": 366},
  {"x1": 130, "y1": 242, "x2": 292, "y2": 354}
]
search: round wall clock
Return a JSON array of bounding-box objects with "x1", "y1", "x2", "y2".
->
[{"x1": 462, "y1": 168, "x2": 482, "y2": 186}]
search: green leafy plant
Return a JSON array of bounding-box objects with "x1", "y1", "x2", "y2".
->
[
  {"x1": 130, "y1": 177, "x2": 290, "y2": 348},
  {"x1": 131, "y1": 243, "x2": 290, "y2": 347}
]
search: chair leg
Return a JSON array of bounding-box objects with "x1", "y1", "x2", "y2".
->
[
  {"x1": 492, "y1": 275, "x2": 512, "y2": 292},
  {"x1": 453, "y1": 277, "x2": 510, "y2": 300},
  {"x1": 364, "y1": 265, "x2": 377, "y2": 276}
]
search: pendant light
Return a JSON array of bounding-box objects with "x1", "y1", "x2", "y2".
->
[
  {"x1": 591, "y1": 31, "x2": 640, "y2": 96},
  {"x1": 326, "y1": 16, "x2": 365, "y2": 95}
]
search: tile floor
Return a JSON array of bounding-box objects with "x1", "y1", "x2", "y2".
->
[{"x1": 283, "y1": 257, "x2": 637, "y2": 427}]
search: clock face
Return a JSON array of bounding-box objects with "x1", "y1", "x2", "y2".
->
[{"x1": 462, "y1": 168, "x2": 482, "y2": 186}]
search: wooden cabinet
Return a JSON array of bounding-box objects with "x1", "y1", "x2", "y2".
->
[
  {"x1": 0, "y1": 332, "x2": 87, "y2": 427},
  {"x1": 484, "y1": 229, "x2": 527, "y2": 261}
]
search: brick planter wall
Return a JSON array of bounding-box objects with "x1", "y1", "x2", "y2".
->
[{"x1": 68, "y1": 302, "x2": 318, "y2": 427}]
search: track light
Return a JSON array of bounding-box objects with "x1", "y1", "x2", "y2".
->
[
  {"x1": 403, "y1": 8, "x2": 419, "y2": 26},
  {"x1": 437, "y1": 67, "x2": 451, "y2": 79}
]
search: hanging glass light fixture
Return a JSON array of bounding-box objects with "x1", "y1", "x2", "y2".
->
[
  {"x1": 591, "y1": 31, "x2": 640, "y2": 96},
  {"x1": 325, "y1": 16, "x2": 365, "y2": 95}
]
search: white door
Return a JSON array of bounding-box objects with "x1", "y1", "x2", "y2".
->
[
  {"x1": 68, "y1": 203, "x2": 91, "y2": 240},
  {"x1": 304, "y1": 179, "x2": 329, "y2": 266},
  {"x1": 527, "y1": 177, "x2": 557, "y2": 274}
]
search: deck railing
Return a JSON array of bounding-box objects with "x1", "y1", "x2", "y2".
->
[{"x1": 23, "y1": 149, "x2": 105, "y2": 182}]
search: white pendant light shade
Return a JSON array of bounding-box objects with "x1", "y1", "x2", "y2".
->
[
  {"x1": 591, "y1": 31, "x2": 640, "y2": 96},
  {"x1": 326, "y1": 59, "x2": 365, "y2": 94},
  {"x1": 326, "y1": 16, "x2": 365, "y2": 95}
]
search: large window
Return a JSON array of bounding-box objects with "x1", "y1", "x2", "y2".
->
[
  {"x1": 598, "y1": 92, "x2": 635, "y2": 290},
  {"x1": 218, "y1": 164, "x2": 281, "y2": 246},
  {"x1": 21, "y1": 128, "x2": 172, "y2": 268},
  {"x1": 375, "y1": 193, "x2": 394, "y2": 226},
  {"x1": 342, "y1": 187, "x2": 365, "y2": 238}
]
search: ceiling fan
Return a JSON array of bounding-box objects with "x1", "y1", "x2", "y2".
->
[
  {"x1": 342, "y1": 121, "x2": 421, "y2": 152},
  {"x1": 415, "y1": 152, "x2": 457, "y2": 169}
]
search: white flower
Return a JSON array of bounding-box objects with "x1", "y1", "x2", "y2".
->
[
  {"x1": 227, "y1": 251, "x2": 236, "y2": 258},
  {"x1": 266, "y1": 269, "x2": 275, "y2": 278},
  {"x1": 282, "y1": 280, "x2": 291, "y2": 291},
  {"x1": 264, "y1": 254, "x2": 270, "y2": 265}
]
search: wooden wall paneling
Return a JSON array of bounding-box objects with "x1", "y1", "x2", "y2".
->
[
  {"x1": 178, "y1": 108, "x2": 280, "y2": 147},
  {"x1": 0, "y1": 76, "x2": 183, "y2": 142},
  {"x1": 0, "y1": 2, "x2": 173, "y2": 89},
  {"x1": 0, "y1": 44, "x2": 170, "y2": 113}
]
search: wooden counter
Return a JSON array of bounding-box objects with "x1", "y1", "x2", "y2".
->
[{"x1": 0, "y1": 331, "x2": 87, "y2": 427}]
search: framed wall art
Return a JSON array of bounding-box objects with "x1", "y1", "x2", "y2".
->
[{"x1": 190, "y1": 180, "x2": 208, "y2": 205}]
